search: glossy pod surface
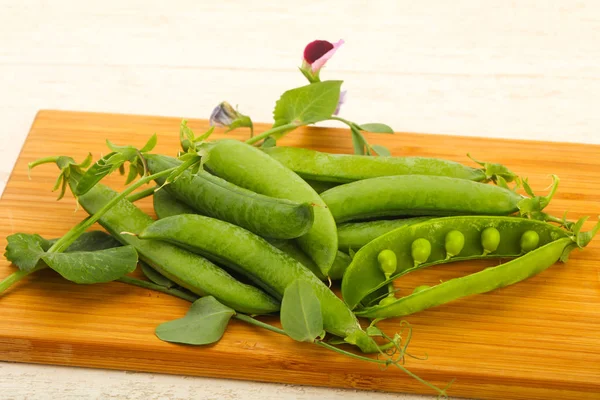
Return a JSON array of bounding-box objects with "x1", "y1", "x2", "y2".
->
[
  {"x1": 139, "y1": 214, "x2": 375, "y2": 350},
  {"x1": 69, "y1": 177, "x2": 280, "y2": 315},
  {"x1": 263, "y1": 146, "x2": 487, "y2": 183},
  {"x1": 200, "y1": 140, "x2": 338, "y2": 276},
  {"x1": 342, "y1": 216, "x2": 570, "y2": 309},
  {"x1": 146, "y1": 154, "x2": 314, "y2": 239},
  {"x1": 321, "y1": 175, "x2": 524, "y2": 223},
  {"x1": 337, "y1": 217, "x2": 432, "y2": 252},
  {"x1": 355, "y1": 237, "x2": 574, "y2": 318}
]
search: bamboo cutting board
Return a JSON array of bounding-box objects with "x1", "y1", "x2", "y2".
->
[{"x1": 1, "y1": 110, "x2": 599, "y2": 400}]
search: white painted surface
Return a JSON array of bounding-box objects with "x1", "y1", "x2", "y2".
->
[{"x1": 0, "y1": 0, "x2": 598, "y2": 398}]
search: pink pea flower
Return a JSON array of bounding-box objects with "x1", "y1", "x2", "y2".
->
[{"x1": 300, "y1": 39, "x2": 344, "y2": 83}]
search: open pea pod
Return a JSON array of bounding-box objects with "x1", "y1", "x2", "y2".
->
[
  {"x1": 355, "y1": 220, "x2": 598, "y2": 319},
  {"x1": 341, "y1": 216, "x2": 575, "y2": 310}
]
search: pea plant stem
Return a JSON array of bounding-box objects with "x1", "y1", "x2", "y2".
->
[
  {"x1": 0, "y1": 265, "x2": 45, "y2": 295},
  {"x1": 126, "y1": 185, "x2": 157, "y2": 203},
  {"x1": 118, "y1": 276, "x2": 198, "y2": 302},
  {"x1": 115, "y1": 274, "x2": 447, "y2": 396},
  {"x1": 329, "y1": 116, "x2": 372, "y2": 155},
  {"x1": 48, "y1": 167, "x2": 181, "y2": 254},
  {"x1": 245, "y1": 123, "x2": 298, "y2": 145}
]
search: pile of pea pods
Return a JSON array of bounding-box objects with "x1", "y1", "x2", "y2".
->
[{"x1": 67, "y1": 139, "x2": 598, "y2": 354}]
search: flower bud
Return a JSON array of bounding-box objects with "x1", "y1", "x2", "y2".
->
[
  {"x1": 300, "y1": 39, "x2": 344, "y2": 83},
  {"x1": 209, "y1": 101, "x2": 253, "y2": 134}
]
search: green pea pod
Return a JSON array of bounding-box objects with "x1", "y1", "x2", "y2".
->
[
  {"x1": 337, "y1": 217, "x2": 432, "y2": 252},
  {"x1": 322, "y1": 175, "x2": 555, "y2": 223},
  {"x1": 139, "y1": 214, "x2": 377, "y2": 353},
  {"x1": 342, "y1": 216, "x2": 572, "y2": 309},
  {"x1": 304, "y1": 179, "x2": 339, "y2": 194},
  {"x1": 264, "y1": 240, "x2": 351, "y2": 281},
  {"x1": 200, "y1": 140, "x2": 338, "y2": 276},
  {"x1": 146, "y1": 154, "x2": 314, "y2": 240},
  {"x1": 263, "y1": 147, "x2": 516, "y2": 183},
  {"x1": 153, "y1": 188, "x2": 198, "y2": 219},
  {"x1": 67, "y1": 173, "x2": 279, "y2": 315},
  {"x1": 355, "y1": 236, "x2": 581, "y2": 319}
]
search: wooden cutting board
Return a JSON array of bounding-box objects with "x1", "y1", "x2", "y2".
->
[{"x1": 1, "y1": 110, "x2": 599, "y2": 400}]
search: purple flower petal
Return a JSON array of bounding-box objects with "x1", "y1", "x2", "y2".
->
[{"x1": 334, "y1": 90, "x2": 347, "y2": 115}]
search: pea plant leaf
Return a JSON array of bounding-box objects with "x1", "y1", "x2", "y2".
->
[
  {"x1": 359, "y1": 123, "x2": 394, "y2": 134},
  {"x1": 140, "y1": 261, "x2": 176, "y2": 288},
  {"x1": 260, "y1": 136, "x2": 277, "y2": 148},
  {"x1": 155, "y1": 296, "x2": 236, "y2": 345},
  {"x1": 74, "y1": 152, "x2": 123, "y2": 196},
  {"x1": 371, "y1": 144, "x2": 391, "y2": 157},
  {"x1": 61, "y1": 231, "x2": 123, "y2": 252},
  {"x1": 41, "y1": 246, "x2": 138, "y2": 284},
  {"x1": 280, "y1": 280, "x2": 324, "y2": 343},
  {"x1": 273, "y1": 80, "x2": 343, "y2": 128},
  {"x1": 4, "y1": 233, "x2": 50, "y2": 272}
]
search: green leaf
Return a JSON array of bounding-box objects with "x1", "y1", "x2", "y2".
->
[
  {"x1": 261, "y1": 136, "x2": 277, "y2": 148},
  {"x1": 359, "y1": 123, "x2": 394, "y2": 134},
  {"x1": 62, "y1": 231, "x2": 122, "y2": 252},
  {"x1": 140, "y1": 134, "x2": 158, "y2": 153},
  {"x1": 280, "y1": 280, "x2": 323, "y2": 343},
  {"x1": 140, "y1": 261, "x2": 176, "y2": 288},
  {"x1": 41, "y1": 246, "x2": 138, "y2": 284},
  {"x1": 273, "y1": 80, "x2": 343, "y2": 127},
  {"x1": 125, "y1": 164, "x2": 139, "y2": 185},
  {"x1": 75, "y1": 152, "x2": 123, "y2": 196},
  {"x1": 155, "y1": 296, "x2": 235, "y2": 345},
  {"x1": 4, "y1": 233, "x2": 49, "y2": 272},
  {"x1": 371, "y1": 144, "x2": 391, "y2": 156}
]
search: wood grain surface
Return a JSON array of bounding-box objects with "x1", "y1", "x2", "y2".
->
[{"x1": 1, "y1": 110, "x2": 599, "y2": 400}]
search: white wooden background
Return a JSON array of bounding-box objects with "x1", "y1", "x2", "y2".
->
[{"x1": 1, "y1": 1, "x2": 599, "y2": 399}]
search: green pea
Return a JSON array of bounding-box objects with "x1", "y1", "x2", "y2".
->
[
  {"x1": 377, "y1": 249, "x2": 397, "y2": 278},
  {"x1": 411, "y1": 238, "x2": 431, "y2": 267},
  {"x1": 379, "y1": 296, "x2": 397, "y2": 306},
  {"x1": 520, "y1": 230, "x2": 540, "y2": 253},
  {"x1": 412, "y1": 285, "x2": 430, "y2": 294},
  {"x1": 481, "y1": 227, "x2": 501, "y2": 255},
  {"x1": 444, "y1": 230, "x2": 465, "y2": 259}
]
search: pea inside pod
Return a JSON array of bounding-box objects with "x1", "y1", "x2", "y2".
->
[
  {"x1": 481, "y1": 227, "x2": 501, "y2": 255},
  {"x1": 355, "y1": 234, "x2": 596, "y2": 319},
  {"x1": 445, "y1": 230, "x2": 465, "y2": 259},
  {"x1": 337, "y1": 217, "x2": 432, "y2": 253},
  {"x1": 341, "y1": 216, "x2": 572, "y2": 310},
  {"x1": 411, "y1": 238, "x2": 431, "y2": 267},
  {"x1": 521, "y1": 230, "x2": 540, "y2": 253}
]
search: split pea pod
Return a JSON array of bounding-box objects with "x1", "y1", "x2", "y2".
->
[
  {"x1": 145, "y1": 154, "x2": 314, "y2": 239},
  {"x1": 263, "y1": 147, "x2": 516, "y2": 183},
  {"x1": 337, "y1": 217, "x2": 432, "y2": 252},
  {"x1": 199, "y1": 140, "x2": 338, "y2": 276},
  {"x1": 139, "y1": 214, "x2": 378, "y2": 353},
  {"x1": 355, "y1": 237, "x2": 577, "y2": 318},
  {"x1": 342, "y1": 216, "x2": 572, "y2": 309},
  {"x1": 67, "y1": 174, "x2": 279, "y2": 315},
  {"x1": 321, "y1": 175, "x2": 554, "y2": 223}
]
